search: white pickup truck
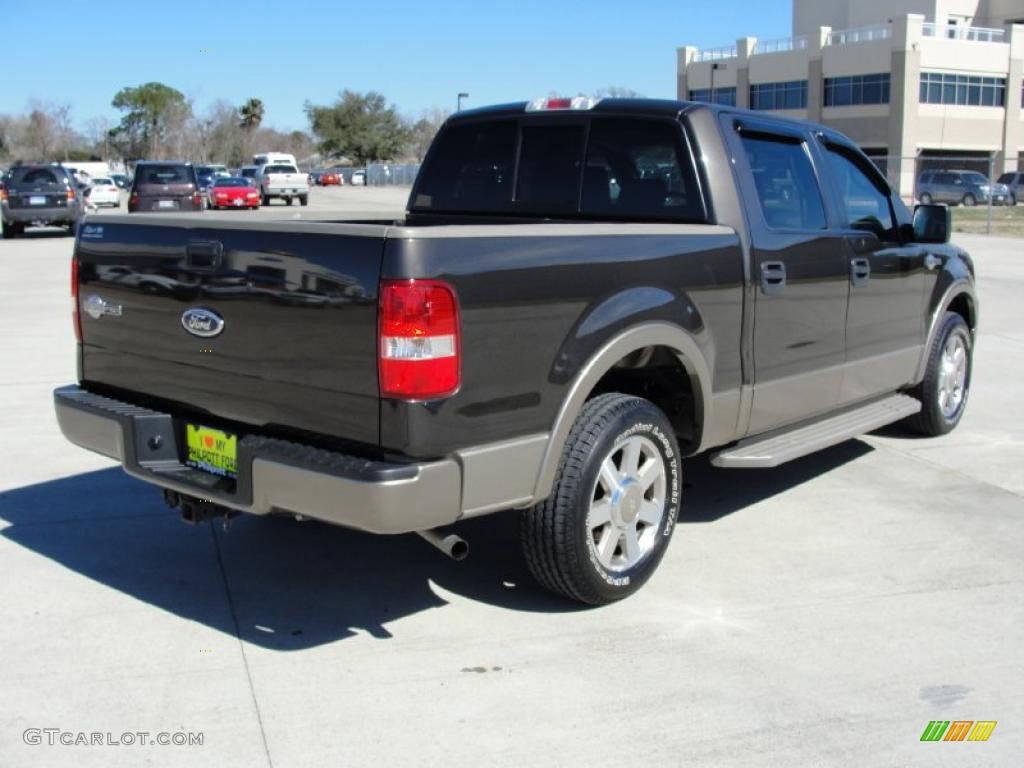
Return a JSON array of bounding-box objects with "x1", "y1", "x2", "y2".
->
[{"x1": 257, "y1": 163, "x2": 309, "y2": 206}]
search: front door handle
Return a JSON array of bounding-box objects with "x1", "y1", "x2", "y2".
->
[
  {"x1": 760, "y1": 261, "x2": 787, "y2": 296},
  {"x1": 924, "y1": 253, "x2": 942, "y2": 270},
  {"x1": 850, "y1": 257, "x2": 871, "y2": 287}
]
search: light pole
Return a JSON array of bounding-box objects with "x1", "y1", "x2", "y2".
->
[{"x1": 457, "y1": 92, "x2": 469, "y2": 112}]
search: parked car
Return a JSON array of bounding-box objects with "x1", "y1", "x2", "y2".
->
[
  {"x1": 209, "y1": 177, "x2": 261, "y2": 209},
  {"x1": 916, "y1": 169, "x2": 1011, "y2": 206},
  {"x1": 257, "y1": 163, "x2": 309, "y2": 206},
  {"x1": 128, "y1": 162, "x2": 203, "y2": 213},
  {"x1": 319, "y1": 171, "x2": 341, "y2": 186},
  {"x1": 110, "y1": 173, "x2": 129, "y2": 189},
  {"x1": 349, "y1": 169, "x2": 366, "y2": 186},
  {"x1": 1, "y1": 163, "x2": 86, "y2": 237},
  {"x1": 55, "y1": 98, "x2": 977, "y2": 605},
  {"x1": 995, "y1": 171, "x2": 1022, "y2": 205},
  {"x1": 238, "y1": 165, "x2": 259, "y2": 187}
]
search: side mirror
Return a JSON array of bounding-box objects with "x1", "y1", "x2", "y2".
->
[{"x1": 913, "y1": 204, "x2": 951, "y2": 244}]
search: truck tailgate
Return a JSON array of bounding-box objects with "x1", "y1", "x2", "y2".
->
[{"x1": 75, "y1": 217, "x2": 388, "y2": 446}]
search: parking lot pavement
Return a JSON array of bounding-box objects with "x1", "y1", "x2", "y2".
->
[{"x1": 0, "y1": 218, "x2": 1021, "y2": 767}]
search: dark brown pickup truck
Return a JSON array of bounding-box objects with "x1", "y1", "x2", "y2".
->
[{"x1": 55, "y1": 98, "x2": 977, "y2": 604}]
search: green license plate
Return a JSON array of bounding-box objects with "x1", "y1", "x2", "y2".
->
[{"x1": 186, "y1": 424, "x2": 238, "y2": 477}]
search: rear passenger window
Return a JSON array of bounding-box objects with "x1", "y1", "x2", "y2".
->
[
  {"x1": 515, "y1": 125, "x2": 585, "y2": 211},
  {"x1": 582, "y1": 119, "x2": 704, "y2": 221},
  {"x1": 823, "y1": 144, "x2": 896, "y2": 240},
  {"x1": 740, "y1": 134, "x2": 826, "y2": 230}
]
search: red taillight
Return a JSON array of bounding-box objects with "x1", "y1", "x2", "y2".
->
[
  {"x1": 193, "y1": 192, "x2": 202, "y2": 205},
  {"x1": 0, "y1": 188, "x2": 7, "y2": 202},
  {"x1": 67, "y1": 188, "x2": 76, "y2": 201},
  {"x1": 379, "y1": 279, "x2": 460, "y2": 400},
  {"x1": 71, "y1": 257, "x2": 82, "y2": 342},
  {"x1": 129, "y1": 192, "x2": 138, "y2": 205}
]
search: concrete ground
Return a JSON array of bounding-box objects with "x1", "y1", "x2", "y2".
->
[{"x1": 0, "y1": 187, "x2": 1021, "y2": 767}]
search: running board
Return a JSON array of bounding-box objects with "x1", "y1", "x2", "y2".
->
[{"x1": 711, "y1": 394, "x2": 921, "y2": 469}]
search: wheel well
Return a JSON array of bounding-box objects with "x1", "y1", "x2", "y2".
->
[
  {"x1": 947, "y1": 293, "x2": 975, "y2": 333},
  {"x1": 588, "y1": 345, "x2": 699, "y2": 451}
]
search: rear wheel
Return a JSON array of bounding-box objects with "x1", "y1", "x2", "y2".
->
[
  {"x1": 299, "y1": 194, "x2": 308, "y2": 206},
  {"x1": 962, "y1": 193, "x2": 977, "y2": 207},
  {"x1": 907, "y1": 312, "x2": 972, "y2": 436},
  {"x1": 2, "y1": 221, "x2": 17, "y2": 239},
  {"x1": 521, "y1": 393, "x2": 681, "y2": 605},
  {"x1": 286, "y1": 196, "x2": 294, "y2": 206},
  {"x1": 261, "y1": 194, "x2": 270, "y2": 206},
  {"x1": 919, "y1": 193, "x2": 933, "y2": 205}
]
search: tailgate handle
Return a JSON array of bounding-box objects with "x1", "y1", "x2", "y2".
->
[{"x1": 186, "y1": 240, "x2": 223, "y2": 270}]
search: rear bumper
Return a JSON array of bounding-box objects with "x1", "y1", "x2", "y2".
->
[
  {"x1": 53, "y1": 385, "x2": 462, "y2": 534},
  {"x1": 3, "y1": 206, "x2": 77, "y2": 225}
]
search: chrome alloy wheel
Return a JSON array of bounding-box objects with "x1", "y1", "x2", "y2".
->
[
  {"x1": 586, "y1": 435, "x2": 667, "y2": 572},
  {"x1": 938, "y1": 333, "x2": 968, "y2": 419}
]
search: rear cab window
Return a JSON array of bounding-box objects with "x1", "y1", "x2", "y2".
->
[
  {"x1": 264, "y1": 165, "x2": 299, "y2": 174},
  {"x1": 411, "y1": 114, "x2": 707, "y2": 222}
]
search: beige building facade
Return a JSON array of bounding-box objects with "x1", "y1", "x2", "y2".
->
[{"x1": 677, "y1": 0, "x2": 1024, "y2": 198}]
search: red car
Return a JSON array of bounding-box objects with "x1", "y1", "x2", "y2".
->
[
  {"x1": 209, "y1": 177, "x2": 261, "y2": 209},
  {"x1": 319, "y1": 171, "x2": 342, "y2": 186}
]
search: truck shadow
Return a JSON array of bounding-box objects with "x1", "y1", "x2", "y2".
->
[{"x1": 0, "y1": 440, "x2": 871, "y2": 650}]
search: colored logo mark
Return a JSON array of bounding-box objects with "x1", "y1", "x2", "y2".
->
[{"x1": 920, "y1": 721, "x2": 997, "y2": 742}]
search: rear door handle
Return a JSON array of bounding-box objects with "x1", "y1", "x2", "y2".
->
[
  {"x1": 760, "y1": 261, "x2": 786, "y2": 296},
  {"x1": 850, "y1": 257, "x2": 871, "y2": 287}
]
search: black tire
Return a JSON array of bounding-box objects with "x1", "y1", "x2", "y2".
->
[
  {"x1": 261, "y1": 194, "x2": 270, "y2": 206},
  {"x1": 299, "y1": 194, "x2": 308, "y2": 206},
  {"x1": 286, "y1": 196, "x2": 294, "y2": 206},
  {"x1": 919, "y1": 193, "x2": 933, "y2": 205},
  {"x1": 906, "y1": 312, "x2": 972, "y2": 436},
  {"x1": 1011, "y1": 194, "x2": 1017, "y2": 207},
  {"x1": 521, "y1": 393, "x2": 682, "y2": 605},
  {"x1": 1, "y1": 221, "x2": 15, "y2": 239},
  {"x1": 962, "y1": 193, "x2": 977, "y2": 207}
]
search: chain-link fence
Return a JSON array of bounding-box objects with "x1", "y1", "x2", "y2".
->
[
  {"x1": 864, "y1": 152, "x2": 1022, "y2": 235},
  {"x1": 365, "y1": 163, "x2": 421, "y2": 186}
]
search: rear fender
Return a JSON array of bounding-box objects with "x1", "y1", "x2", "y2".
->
[{"x1": 533, "y1": 288, "x2": 713, "y2": 500}]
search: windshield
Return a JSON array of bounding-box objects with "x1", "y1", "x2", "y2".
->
[{"x1": 962, "y1": 172, "x2": 989, "y2": 185}]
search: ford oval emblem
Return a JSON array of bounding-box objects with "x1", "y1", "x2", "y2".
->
[{"x1": 181, "y1": 308, "x2": 225, "y2": 338}]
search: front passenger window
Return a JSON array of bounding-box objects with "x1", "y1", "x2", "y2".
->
[{"x1": 824, "y1": 145, "x2": 896, "y2": 240}]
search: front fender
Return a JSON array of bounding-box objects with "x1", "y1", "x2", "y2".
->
[{"x1": 915, "y1": 248, "x2": 978, "y2": 382}]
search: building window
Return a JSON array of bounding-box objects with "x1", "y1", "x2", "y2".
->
[
  {"x1": 823, "y1": 74, "x2": 891, "y2": 107},
  {"x1": 689, "y1": 87, "x2": 737, "y2": 106},
  {"x1": 919, "y1": 72, "x2": 1006, "y2": 106},
  {"x1": 750, "y1": 80, "x2": 808, "y2": 110}
]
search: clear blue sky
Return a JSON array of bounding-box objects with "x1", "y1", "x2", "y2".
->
[{"x1": 1, "y1": 0, "x2": 791, "y2": 132}]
